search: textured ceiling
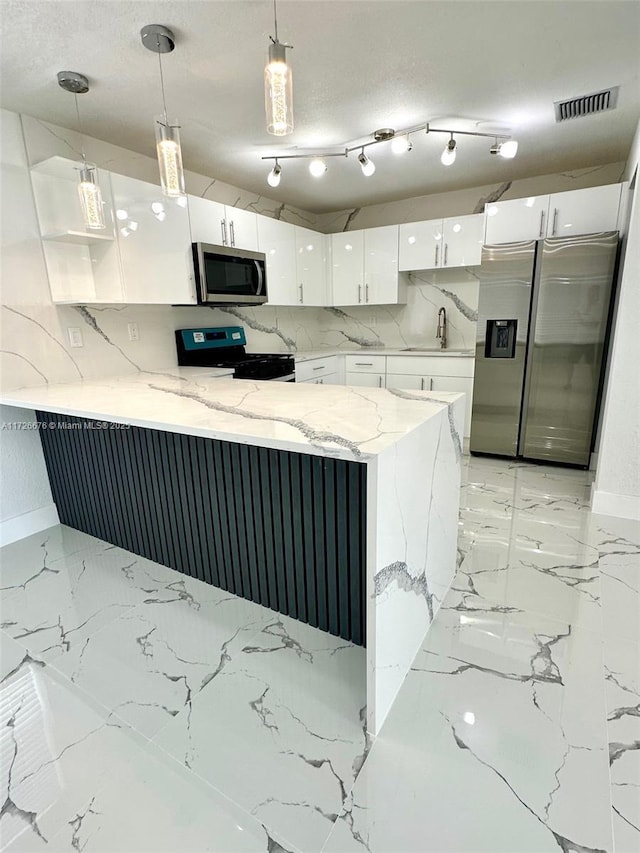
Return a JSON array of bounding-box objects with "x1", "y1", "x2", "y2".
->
[{"x1": 1, "y1": 0, "x2": 639, "y2": 212}]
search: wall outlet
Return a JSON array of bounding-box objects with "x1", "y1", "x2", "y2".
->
[
  {"x1": 127, "y1": 323, "x2": 140, "y2": 342},
  {"x1": 67, "y1": 327, "x2": 83, "y2": 348}
]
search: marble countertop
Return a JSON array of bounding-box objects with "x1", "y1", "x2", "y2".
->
[
  {"x1": 1, "y1": 370, "x2": 462, "y2": 462},
  {"x1": 294, "y1": 348, "x2": 475, "y2": 362}
]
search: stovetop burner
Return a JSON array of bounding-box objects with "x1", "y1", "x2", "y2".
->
[{"x1": 176, "y1": 326, "x2": 295, "y2": 381}]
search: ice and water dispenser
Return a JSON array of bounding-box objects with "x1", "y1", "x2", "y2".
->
[{"x1": 484, "y1": 319, "x2": 517, "y2": 359}]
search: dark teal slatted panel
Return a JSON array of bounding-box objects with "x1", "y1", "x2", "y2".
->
[{"x1": 36, "y1": 411, "x2": 367, "y2": 646}]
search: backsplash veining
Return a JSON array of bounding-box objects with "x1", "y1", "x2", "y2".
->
[{"x1": 1, "y1": 108, "x2": 622, "y2": 391}]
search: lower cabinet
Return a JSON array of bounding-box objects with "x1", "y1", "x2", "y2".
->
[{"x1": 345, "y1": 372, "x2": 385, "y2": 388}]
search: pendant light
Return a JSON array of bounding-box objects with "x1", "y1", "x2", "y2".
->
[
  {"x1": 57, "y1": 71, "x2": 106, "y2": 231},
  {"x1": 141, "y1": 24, "x2": 185, "y2": 198},
  {"x1": 265, "y1": 0, "x2": 294, "y2": 136}
]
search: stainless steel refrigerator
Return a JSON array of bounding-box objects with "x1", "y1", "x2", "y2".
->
[{"x1": 469, "y1": 232, "x2": 618, "y2": 467}]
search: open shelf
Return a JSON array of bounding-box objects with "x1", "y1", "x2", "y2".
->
[{"x1": 42, "y1": 230, "x2": 114, "y2": 245}]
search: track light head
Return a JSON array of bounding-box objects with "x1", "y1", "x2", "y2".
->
[
  {"x1": 309, "y1": 158, "x2": 327, "y2": 177},
  {"x1": 267, "y1": 161, "x2": 282, "y2": 187},
  {"x1": 441, "y1": 136, "x2": 457, "y2": 166},
  {"x1": 490, "y1": 139, "x2": 518, "y2": 159},
  {"x1": 391, "y1": 134, "x2": 412, "y2": 154},
  {"x1": 358, "y1": 150, "x2": 376, "y2": 177}
]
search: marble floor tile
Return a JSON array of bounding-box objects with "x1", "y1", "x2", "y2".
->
[
  {"x1": 322, "y1": 596, "x2": 612, "y2": 853},
  {"x1": 0, "y1": 629, "x2": 298, "y2": 853},
  {"x1": 54, "y1": 588, "x2": 271, "y2": 739},
  {"x1": 600, "y1": 552, "x2": 640, "y2": 646},
  {"x1": 155, "y1": 613, "x2": 368, "y2": 853}
]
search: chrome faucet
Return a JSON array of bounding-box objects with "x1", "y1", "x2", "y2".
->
[{"x1": 436, "y1": 306, "x2": 447, "y2": 349}]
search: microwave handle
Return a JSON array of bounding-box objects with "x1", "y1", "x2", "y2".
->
[
  {"x1": 194, "y1": 244, "x2": 208, "y2": 303},
  {"x1": 255, "y1": 260, "x2": 264, "y2": 296}
]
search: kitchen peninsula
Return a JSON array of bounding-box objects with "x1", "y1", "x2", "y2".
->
[{"x1": 2, "y1": 372, "x2": 463, "y2": 734}]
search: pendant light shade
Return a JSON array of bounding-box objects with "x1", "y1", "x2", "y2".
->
[
  {"x1": 57, "y1": 71, "x2": 106, "y2": 231},
  {"x1": 265, "y1": 1, "x2": 294, "y2": 136},
  {"x1": 155, "y1": 120, "x2": 185, "y2": 197},
  {"x1": 141, "y1": 24, "x2": 185, "y2": 198},
  {"x1": 78, "y1": 166, "x2": 106, "y2": 230}
]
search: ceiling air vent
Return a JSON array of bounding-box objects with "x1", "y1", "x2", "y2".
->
[{"x1": 555, "y1": 87, "x2": 619, "y2": 122}]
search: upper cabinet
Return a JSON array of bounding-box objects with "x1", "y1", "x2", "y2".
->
[
  {"x1": 258, "y1": 216, "x2": 297, "y2": 305},
  {"x1": 110, "y1": 173, "x2": 196, "y2": 304},
  {"x1": 295, "y1": 226, "x2": 328, "y2": 306},
  {"x1": 399, "y1": 214, "x2": 483, "y2": 271},
  {"x1": 484, "y1": 184, "x2": 622, "y2": 244},
  {"x1": 188, "y1": 195, "x2": 259, "y2": 251},
  {"x1": 30, "y1": 157, "x2": 123, "y2": 304},
  {"x1": 332, "y1": 226, "x2": 406, "y2": 305}
]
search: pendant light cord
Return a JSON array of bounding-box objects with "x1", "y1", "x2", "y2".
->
[
  {"x1": 74, "y1": 93, "x2": 87, "y2": 166},
  {"x1": 157, "y1": 37, "x2": 168, "y2": 124},
  {"x1": 273, "y1": 0, "x2": 279, "y2": 42}
]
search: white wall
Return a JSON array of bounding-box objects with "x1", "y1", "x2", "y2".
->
[{"x1": 592, "y1": 120, "x2": 640, "y2": 521}]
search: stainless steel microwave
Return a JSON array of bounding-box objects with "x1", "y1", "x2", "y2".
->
[{"x1": 192, "y1": 243, "x2": 267, "y2": 305}]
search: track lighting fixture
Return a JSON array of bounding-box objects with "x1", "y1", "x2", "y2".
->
[
  {"x1": 358, "y1": 149, "x2": 376, "y2": 177},
  {"x1": 490, "y1": 139, "x2": 519, "y2": 159},
  {"x1": 441, "y1": 135, "x2": 457, "y2": 166},
  {"x1": 263, "y1": 121, "x2": 517, "y2": 184},
  {"x1": 309, "y1": 158, "x2": 327, "y2": 177},
  {"x1": 267, "y1": 160, "x2": 282, "y2": 187},
  {"x1": 57, "y1": 71, "x2": 106, "y2": 231},
  {"x1": 265, "y1": 0, "x2": 294, "y2": 136},
  {"x1": 141, "y1": 24, "x2": 185, "y2": 198}
]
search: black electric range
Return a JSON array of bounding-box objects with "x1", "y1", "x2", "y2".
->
[{"x1": 175, "y1": 326, "x2": 295, "y2": 382}]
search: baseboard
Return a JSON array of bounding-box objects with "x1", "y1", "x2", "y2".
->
[
  {"x1": 0, "y1": 503, "x2": 60, "y2": 547},
  {"x1": 591, "y1": 488, "x2": 640, "y2": 522}
]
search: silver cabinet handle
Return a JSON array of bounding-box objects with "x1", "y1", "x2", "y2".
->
[
  {"x1": 299, "y1": 283, "x2": 304, "y2": 304},
  {"x1": 430, "y1": 378, "x2": 433, "y2": 391},
  {"x1": 312, "y1": 365, "x2": 324, "y2": 371},
  {"x1": 220, "y1": 219, "x2": 227, "y2": 245},
  {"x1": 552, "y1": 208, "x2": 558, "y2": 236},
  {"x1": 358, "y1": 285, "x2": 362, "y2": 303},
  {"x1": 539, "y1": 210, "x2": 545, "y2": 237},
  {"x1": 421, "y1": 377, "x2": 424, "y2": 390},
  {"x1": 229, "y1": 220, "x2": 235, "y2": 247},
  {"x1": 319, "y1": 378, "x2": 323, "y2": 384},
  {"x1": 444, "y1": 244, "x2": 448, "y2": 266},
  {"x1": 355, "y1": 362, "x2": 373, "y2": 366},
  {"x1": 434, "y1": 244, "x2": 439, "y2": 267},
  {"x1": 365, "y1": 283, "x2": 369, "y2": 303},
  {"x1": 378, "y1": 375, "x2": 382, "y2": 387}
]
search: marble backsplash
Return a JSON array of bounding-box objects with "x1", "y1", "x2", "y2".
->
[{"x1": 1, "y1": 108, "x2": 624, "y2": 392}]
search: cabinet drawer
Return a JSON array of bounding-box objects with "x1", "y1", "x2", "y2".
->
[
  {"x1": 386, "y1": 355, "x2": 474, "y2": 378},
  {"x1": 295, "y1": 356, "x2": 338, "y2": 382},
  {"x1": 345, "y1": 355, "x2": 386, "y2": 373}
]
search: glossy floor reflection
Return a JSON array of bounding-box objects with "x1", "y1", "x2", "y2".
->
[{"x1": 1, "y1": 456, "x2": 638, "y2": 852}]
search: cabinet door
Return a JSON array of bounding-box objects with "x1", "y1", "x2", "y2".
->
[
  {"x1": 226, "y1": 206, "x2": 259, "y2": 251},
  {"x1": 398, "y1": 219, "x2": 443, "y2": 271},
  {"x1": 345, "y1": 372, "x2": 385, "y2": 388},
  {"x1": 431, "y1": 375, "x2": 474, "y2": 438},
  {"x1": 111, "y1": 174, "x2": 195, "y2": 304},
  {"x1": 385, "y1": 373, "x2": 430, "y2": 391},
  {"x1": 331, "y1": 231, "x2": 364, "y2": 305},
  {"x1": 364, "y1": 225, "x2": 399, "y2": 303},
  {"x1": 258, "y1": 217, "x2": 297, "y2": 305},
  {"x1": 442, "y1": 214, "x2": 484, "y2": 268},
  {"x1": 187, "y1": 195, "x2": 226, "y2": 245},
  {"x1": 484, "y1": 195, "x2": 549, "y2": 244},
  {"x1": 547, "y1": 184, "x2": 622, "y2": 237},
  {"x1": 295, "y1": 227, "x2": 327, "y2": 305}
]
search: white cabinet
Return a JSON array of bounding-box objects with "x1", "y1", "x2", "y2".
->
[
  {"x1": 484, "y1": 184, "x2": 622, "y2": 244},
  {"x1": 344, "y1": 354, "x2": 386, "y2": 388},
  {"x1": 295, "y1": 227, "x2": 328, "y2": 305},
  {"x1": 386, "y1": 355, "x2": 475, "y2": 438},
  {"x1": 188, "y1": 195, "x2": 259, "y2": 251},
  {"x1": 295, "y1": 356, "x2": 341, "y2": 385},
  {"x1": 546, "y1": 184, "x2": 622, "y2": 237},
  {"x1": 399, "y1": 215, "x2": 483, "y2": 270},
  {"x1": 31, "y1": 157, "x2": 123, "y2": 304},
  {"x1": 258, "y1": 217, "x2": 297, "y2": 305},
  {"x1": 332, "y1": 227, "x2": 405, "y2": 305},
  {"x1": 110, "y1": 173, "x2": 195, "y2": 304},
  {"x1": 331, "y1": 231, "x2": 364, "y2": 305}
]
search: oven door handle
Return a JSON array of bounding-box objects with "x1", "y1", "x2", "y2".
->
[{"x1": 255, "y1": 260, "x2": 264, "y2": 296}]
